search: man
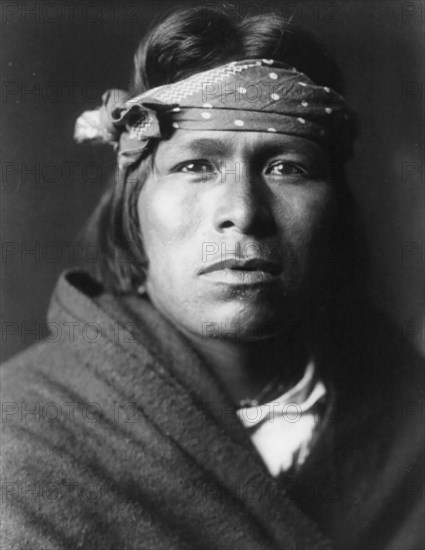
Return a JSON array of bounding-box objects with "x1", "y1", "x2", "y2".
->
[{"x1": 2, "y1": 7, "x2": 423, "y2": 549}]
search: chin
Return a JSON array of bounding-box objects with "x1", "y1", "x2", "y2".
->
[{"x1": 197, "y1": 300, "x2": 292, "y2": 343}]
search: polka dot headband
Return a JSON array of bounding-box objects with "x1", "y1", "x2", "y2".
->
[{"x1": 74, "y1": 59, "x2": 356, "y2": 169}]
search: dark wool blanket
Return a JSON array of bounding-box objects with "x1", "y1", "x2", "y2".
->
[{"x1": 1, "y1": 270, "x2": 424, "y2": 549}]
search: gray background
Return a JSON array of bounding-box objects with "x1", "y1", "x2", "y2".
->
[{"x1": 1, "y1": 0, "x2": 424, "y2": 361}]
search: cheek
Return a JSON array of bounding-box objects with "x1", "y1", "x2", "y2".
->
[
  {"x1": 277, "y1": 185, "x2": 333, "y2": 243},
  {"x1": 137, "y1": 179, "x2": 200, "y2": 255}
]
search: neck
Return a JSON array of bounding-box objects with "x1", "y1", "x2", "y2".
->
[{"x1": 181, "y1": 322, "x2": 313, "y2": 405}]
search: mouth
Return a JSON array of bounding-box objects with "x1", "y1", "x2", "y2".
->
[{"x1": 199, "y1": 258, "x2": 283, "y2": 285}]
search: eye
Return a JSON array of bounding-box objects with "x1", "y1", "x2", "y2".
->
[
  {"x1": 177, "y1": 160, "x2": 216, "y2": 175},
  {"x1": 266, "y1": 161, "x2": 308, "y2": 181}
]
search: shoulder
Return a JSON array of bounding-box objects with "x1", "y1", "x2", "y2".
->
[{"x1": 325, "y1": 298, "x2": 424, "y2": 548}]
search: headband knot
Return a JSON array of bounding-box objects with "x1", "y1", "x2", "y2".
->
[
  {"x1": 74, "y1": 59, "x2": 356, "y2": 170},
  {"x1": 74, "y1": 89, "x2": 125, "y2": 147}
]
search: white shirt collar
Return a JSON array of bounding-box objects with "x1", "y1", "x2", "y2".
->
[{"x1": 236, "y1": 359, "x2": 328, "y2": 475}]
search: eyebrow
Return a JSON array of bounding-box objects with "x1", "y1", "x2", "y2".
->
[
  {"x1": 166, "y1": 134, "x2": 322, "y2": 159},
  {"x1": 171, "y1": 137, "x2": 234, "y2": 156}
]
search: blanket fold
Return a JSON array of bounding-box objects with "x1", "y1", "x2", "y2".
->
[{"x1": 2, "y1": 270, "x2": 332, "y2": 550}]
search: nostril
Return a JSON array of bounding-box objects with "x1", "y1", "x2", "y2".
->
[{"x1": 220, "y1": 220, "x2": 234, "y2": 229}]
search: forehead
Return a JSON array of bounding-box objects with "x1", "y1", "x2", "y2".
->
[{"x1": 156, "y1": 129, "x2": 325, "y2": 159}]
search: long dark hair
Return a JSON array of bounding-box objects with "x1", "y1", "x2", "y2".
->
[{"x1": 83, "y1": 5, "x2": 364, "y2": 305}]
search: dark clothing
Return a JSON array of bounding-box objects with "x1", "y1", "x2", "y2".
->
[{"x1": 1, "y1": 270, "x2": 424, "y2": 549}]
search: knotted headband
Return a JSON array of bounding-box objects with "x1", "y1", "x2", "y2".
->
[{"x1": 74, "y1": 58, "x2": 356, "y2": 169}]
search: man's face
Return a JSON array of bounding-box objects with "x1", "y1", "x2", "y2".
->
[{"x1": 137, "y1": 130, "x2": 334, "y2": 341}]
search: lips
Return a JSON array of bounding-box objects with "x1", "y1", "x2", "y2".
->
[{"x1": 200, "y1": 258, "x2": 282, "y2": 276}]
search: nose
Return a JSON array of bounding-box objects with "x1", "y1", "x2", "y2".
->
[{"x1": 213, "y1": 163, "x2": 276, "y2": 237}]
